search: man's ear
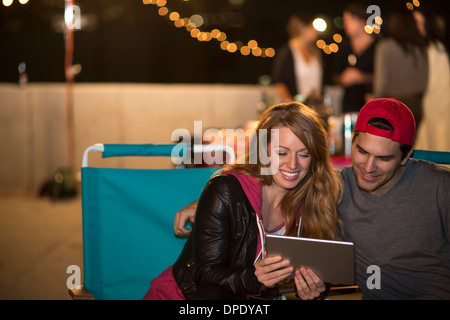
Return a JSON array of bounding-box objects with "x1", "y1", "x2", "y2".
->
[{"x1": 401, "y1": 148, "x2": 414, "y2": 166}]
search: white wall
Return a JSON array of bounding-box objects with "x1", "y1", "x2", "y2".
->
[{"x1": 0, "y1": 83, "x2": 272, "y2": 194}]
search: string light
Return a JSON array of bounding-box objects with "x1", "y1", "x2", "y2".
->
[
  {"x1": 364, "y1": 14, "x2": 383, "y2": 35},
  {"x1": 315, "y1": 9, "x2": 385, "y2": 54},
  {"x1": 329, "y1": 43, "x2": 338, "y2": 53},
  {"x1": 143, "y1": 0, "x2": 275, "y2": 58},
  {"x1": 312, "y1": 17, "x2": 342, "y2": 54},
  {"x1": 316, "y1": 39, "x2": 326, "y2": 49},
  {"x1": 312, "y1": 18, "x2": 327, "y2": 32},
  {"x1": 406, "y1": 0, "x2": 421, "y2": 10},
  {"x1": 316, "y1": 38, "x2": 340, "y2": 54},
  {"x1": 332, "y1": 33, "x2": 342, "y2": 43},
  {"x1": 3, "y1": 0, "x2": 30, "y2": 6}
]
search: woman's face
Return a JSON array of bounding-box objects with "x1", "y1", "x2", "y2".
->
[
  {"x1": 413, "y1": 11, "x2": 426, "y2": 37},
  {"x1": 302, "y1": 24, "x2": 319, "y2": 43},
  {"x1": 269, "y1": 127, "x2": 312, "y2": 192},
  {"x1": 294, "y1": 21, "x2": 318, "y2": 44}
]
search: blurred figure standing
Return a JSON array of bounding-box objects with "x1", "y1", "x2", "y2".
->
[
  {"x1": 413, "y1": 8, "x2": 450, "y2": 151},
  {"x1": 271, "y1": 12, "x2": 322, "y2": 103},
  {"x1": 333, "y1": 3, "x2": 378, "y2": 113},
  {"x1": 372, "y1": 6, "x2": 428, "y2": 130}
]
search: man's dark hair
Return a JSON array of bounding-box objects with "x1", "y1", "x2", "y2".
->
[
  {"x1": 352, "y1": 117, "x2": 412, "y2": 160},
  {"x1": 343, "y1": 3, "x2": 368, "y2": 21}
]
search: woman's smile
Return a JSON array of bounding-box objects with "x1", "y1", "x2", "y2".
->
[{"x1": 279, "y1": 169, "x2": 301, "y2": 181}]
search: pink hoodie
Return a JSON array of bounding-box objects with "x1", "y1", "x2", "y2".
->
[
  {"x1": 222, "y1": 170, "x2": 302, "y2": 263},
  {"x1": 221, "y1": 170, "x2": 265, "y2": 263}
]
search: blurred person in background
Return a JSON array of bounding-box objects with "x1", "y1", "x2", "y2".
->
[
  {"x1": 372, "y1": 5, "x2": 428, "y2": 130},
  {"x1": 333, "y1": 3, "x2": 378, "y2": 113},
  {"x1": 413, "y1": 7, "x2": 450, "y2": 152},
  {"x1": 271, "y1": 12, "x2": 323, "y2": 103}
]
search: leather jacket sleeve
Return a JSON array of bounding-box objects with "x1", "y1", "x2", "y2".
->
[{"x1": 192, "y1": 175, "x2": 262, "y2": 298}]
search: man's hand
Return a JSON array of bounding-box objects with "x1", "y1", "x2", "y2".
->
[
  {"x1": 174, "y1": 200, "x2": 198, "y2": 236},
  {"x1": 339, "y1": 67, "x2": 365, "y2": 87},
  {"x1": 294, "y1": 267, "x2": 326, "y2": 300}
]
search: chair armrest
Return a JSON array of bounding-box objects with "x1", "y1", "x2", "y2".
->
[
  {"x1": 68, "y1": 285, "x2": 94, "y2": 300},
  {"x1": 327, "y1": 285, "x2": 361, "y2": 300}
]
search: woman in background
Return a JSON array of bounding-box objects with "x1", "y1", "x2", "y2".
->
[
  {"x1": 271, "y1": 13, "x2": 323, "y2": 103},
  {"x1": 413, "y1": 7, "x2": 450, "y2": 151},
  {"x1": 372, "y1": 6, "x2": 428, "y2": 129}
]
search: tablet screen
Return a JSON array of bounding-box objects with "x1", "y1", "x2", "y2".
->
[{"x1": 265, "y1": 234, "x2": 355, "y2": 285}]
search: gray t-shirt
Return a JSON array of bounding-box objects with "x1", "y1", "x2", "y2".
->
[{"x1": 340, "y1": 159, "x2": 450, "y2": 299}]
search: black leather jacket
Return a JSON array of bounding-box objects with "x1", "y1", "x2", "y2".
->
[{"x1": 172, "y1": 174, "x2": 270, "y2": 300}]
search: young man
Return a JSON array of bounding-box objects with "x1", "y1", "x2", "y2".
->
[
  {"x1": 174, "y1": 98, "x2": 450, "y2": 299},
  {"x1": 333, "y1": 3, "x2": 378, "y2": 113},
  {"x1": 340, "y1": 98, "x2": 450, "y2": 299}
]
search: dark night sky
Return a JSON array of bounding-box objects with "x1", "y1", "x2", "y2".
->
[{"x1": 0, "y1": 0, "x2": 448, "y2": 84}]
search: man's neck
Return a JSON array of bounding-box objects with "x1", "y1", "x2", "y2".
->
[
  {"x1": 373, "y1": 165, "x2": 407, "y2": 197},
  {"x1": 350, "y1": 33, "x2": 374, "y2": 55}
]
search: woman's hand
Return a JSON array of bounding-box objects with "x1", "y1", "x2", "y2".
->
[
  {"x1": 254, "y1": 252, "x2": 293, "y2": 288},
  {"x1": 294, "y1": 267, "x2": 326, "y2": 300}
]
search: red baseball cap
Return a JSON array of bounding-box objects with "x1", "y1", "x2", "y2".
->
[{"x1": 353, "y1": 98, "x2": 416, "y2": 145}]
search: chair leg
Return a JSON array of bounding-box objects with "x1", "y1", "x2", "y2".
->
[{"x1": 68, "y1": 285, "x2": 94, "y2": 300}]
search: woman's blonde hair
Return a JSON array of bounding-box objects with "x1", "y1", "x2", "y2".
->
[{"x1": 227, "y1": 102, "x2": 343, "y2": 240}]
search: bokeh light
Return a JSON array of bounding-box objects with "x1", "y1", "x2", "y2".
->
[
  {"x1": 313, "y1": 18, "x2": 327, "y2": 32},
  {"x1": 145, "y1": 1, "x2": 276, "y2": 58}
]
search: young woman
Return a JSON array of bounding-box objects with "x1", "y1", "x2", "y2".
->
[
  {"x1": 373, "y1": 6, "x2": 428, "y2": 129},
  {"x1": 143, "y1": 102, "x2": 343, "y2": 300},
  {"x1": 271, "y1": 13, "x2": 323, "y2": 103}
]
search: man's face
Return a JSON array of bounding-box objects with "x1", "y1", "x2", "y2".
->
[
  {"x1": 343, "y1": 12, "x2": 364, "y2": 38},
  {"x1": 351, "y1": 132, "x2": 410, "y2": 196}
]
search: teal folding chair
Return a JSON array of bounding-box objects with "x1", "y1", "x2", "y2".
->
[
  {"x1": 70, "y1": 143, "x2": 234, "y2": 300},
  {"x1": 412, "y1": 149, "x2": 450, "y2": 164}
]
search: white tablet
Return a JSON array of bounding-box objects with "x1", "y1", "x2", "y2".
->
[{"x1": 265, "y1": 234, "x2": 355, "y2": 285}]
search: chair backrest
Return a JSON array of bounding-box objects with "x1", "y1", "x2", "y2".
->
[
  {"x1": 412, "y1": 149, "x2": 450, "y2": 164},
  {"x1": 81, "y1": 144, "x2": 231, "y2": 300}
]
